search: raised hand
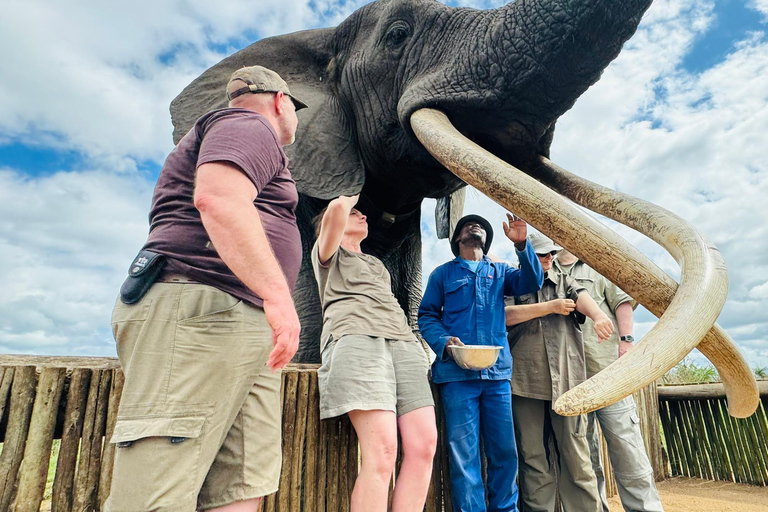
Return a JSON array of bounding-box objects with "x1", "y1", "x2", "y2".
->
[
  {"x1": 502, "y1": 213, "x2": 527, "y2": 244},
  {"x1": 549, "y1": 298, "x2": 576, "y2": 316}
]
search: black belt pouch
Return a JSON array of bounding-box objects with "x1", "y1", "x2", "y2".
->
[{"x1": 119, "y1": 250, "x2": 167, "y2": 304}]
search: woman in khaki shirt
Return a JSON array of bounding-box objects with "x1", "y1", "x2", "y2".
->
[{"x1": 311, "y1": 194, "x2": 437, "y2": 512}]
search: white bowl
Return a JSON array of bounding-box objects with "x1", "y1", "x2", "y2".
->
[{"x1": 448, "y1": 345, "x2": 502, "y2": 370}]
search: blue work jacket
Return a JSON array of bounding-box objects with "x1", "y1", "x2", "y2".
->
[{"x1": 418, "y1": 243, "x2": 544, "y2": 384}]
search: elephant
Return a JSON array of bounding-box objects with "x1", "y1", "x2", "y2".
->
[{"x1": 170, "y1": 0, "x2": 758, "y2": 417}]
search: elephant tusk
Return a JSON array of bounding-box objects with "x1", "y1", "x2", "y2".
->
[
  {"x1": 410, "y1": 108, "x2": 758, "y2": 417},
  {"x1": 529, "y1": 157, "x2": 759, "y2": 418}
]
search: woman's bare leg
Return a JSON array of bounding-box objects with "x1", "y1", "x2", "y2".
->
[
  {"x1": 348, "y1": 409, "x2": 399, "y2": 512},
  {"x1": 392, "y1": 406, "x2": 438, "y2": 512}
]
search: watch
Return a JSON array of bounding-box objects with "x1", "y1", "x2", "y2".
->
[{"x1": 620, "y1": 335, "x2": 634, "y2": 342}]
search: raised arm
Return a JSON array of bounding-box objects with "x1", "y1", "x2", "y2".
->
[
  {"x1": 316, "y1": 195, "x2": 359, "y2": 265},
  {"x1": 195, "y1": 161, "x2": 300, "y2": 369},
  {"x1": 574, "y1": 291, "x2": 614, "y2": 341},
  {"x1": 501, "y1": 214, "x2": 544, "y2": 295}
]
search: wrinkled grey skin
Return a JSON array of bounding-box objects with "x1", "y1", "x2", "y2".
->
[{"x1": 171, "y1": 0, "x2": 653, "y2": 363}]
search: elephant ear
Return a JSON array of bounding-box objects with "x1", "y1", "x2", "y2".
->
[
  {"x1": 170, "y1": 28, "x2": 364, "y2": 199},
  {"x1": 435, "y1": 187, "x2": 466, "y2": 239}
]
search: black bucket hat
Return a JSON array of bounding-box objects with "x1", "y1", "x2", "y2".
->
[{"x1": 451, "y1": 214, "x2": 493, "y2": 257}]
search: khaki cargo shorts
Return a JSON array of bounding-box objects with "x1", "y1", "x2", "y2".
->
[
  {"x1": 318, "y1": 334, "x2": 434, "y2": 420},
  {"x1": 105, "y1": 282, "x2": 281, "y2": 512}
]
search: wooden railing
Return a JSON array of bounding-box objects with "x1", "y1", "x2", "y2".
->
[
  {"x1": 658, "y1": 381, "x2": 768, "y2": 486},
  {"x1": 0, "y1": 357, "x2": 360, "y2": 512},
  {"x1": 0, "y1": 355, "x2": 665, "y2": 511}
]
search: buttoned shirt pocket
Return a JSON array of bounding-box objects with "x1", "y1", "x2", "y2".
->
[{"x1": 444, "y1": 277, "x2": 472, "y2": 312}]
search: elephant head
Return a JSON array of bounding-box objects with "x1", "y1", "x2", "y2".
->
[{"x1": 170, "y1": 0, "x2": 759, "y2": 417}]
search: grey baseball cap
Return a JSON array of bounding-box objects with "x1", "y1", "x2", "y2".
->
[
  {"x1": 528, "y1": 232, "x2": 562, "y2": 254},
  {"x1": 226, "y1": 65, "x2": 308, "y2": 110}
]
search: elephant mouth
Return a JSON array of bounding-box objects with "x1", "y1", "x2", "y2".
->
[{"x1": 410, "y1": 108, "x2": 759, "y2": 418}]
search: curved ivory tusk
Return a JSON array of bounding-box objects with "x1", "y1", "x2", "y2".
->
[
  {"x1": 410, "y1": 108, "x2": 758, "y2": 417},
  {"x1": 529, "y1": 157, "x2": 759, "y2": 417}
]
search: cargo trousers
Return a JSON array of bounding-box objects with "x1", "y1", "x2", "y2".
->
[{"x1": 587, "y1": 396, "x2": 664, "y2": 512}]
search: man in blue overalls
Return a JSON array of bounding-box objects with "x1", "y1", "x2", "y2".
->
[{"x1": 418, "y1": 213, "x2": 543, "y2": 512}]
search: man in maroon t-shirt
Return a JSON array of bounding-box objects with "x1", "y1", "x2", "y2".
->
[{"x1": 107, "y1": 66, "x2": 307, "y2": 512}]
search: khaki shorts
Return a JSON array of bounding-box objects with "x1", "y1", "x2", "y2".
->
[
  {"x1": 105, "y1": 282, "x2": 281, "y2": 512},
  {"x1": 318, "y1": 334, "x2": 434, "y2": 420}
]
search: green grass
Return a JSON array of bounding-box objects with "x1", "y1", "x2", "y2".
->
[
  {"x1": 44, "y1": 439, "x2": 60, "y2": 500},
  {"x1": 661, "y1": 358, "x2": 720, "y2": 385},
  {"x1": 661, "y1": 358, "x2": 768, "y2": 385}
]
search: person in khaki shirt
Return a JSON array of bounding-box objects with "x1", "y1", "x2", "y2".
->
[
  {"x1": 311, "y1": 194, "x2": 437, "y2": 512},
  {"x1": 506, "y1": 233, "x2": 613, "y2": 512},
  {"x1": 555, "y1": 250, "x2": 664, "y2": 512}
]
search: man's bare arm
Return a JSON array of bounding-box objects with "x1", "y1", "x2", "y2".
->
[
  {"x1": 574, "y1": 291, "x2": 614, "y2": 341},
  {"x1": 615, "y1": 301, "x2": 634, "y2": 357},
  {"x1": 505, "y1": 299, "x2": 575, "y2": 326},
  {"x1": 194, "y1": 162, "x2": 300, "y2": 369}
]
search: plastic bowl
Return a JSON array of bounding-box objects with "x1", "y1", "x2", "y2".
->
[{"x1": 448, "y1": 345, "x2": 502, "y2": 370}]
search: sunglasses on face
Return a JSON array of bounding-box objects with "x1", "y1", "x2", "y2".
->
[{"x1": 536, "y1": 251, "x2": 558, "y2": 258}]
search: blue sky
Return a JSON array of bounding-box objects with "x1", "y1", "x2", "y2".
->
[{"x1": 1, "y1": 0, "x2": 767, "y2": 369}]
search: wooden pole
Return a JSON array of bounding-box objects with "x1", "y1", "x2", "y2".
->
[
  {"x1": 99, "y1": 368, "x2": 124, "y2": 509},
  {"x1": 658, "y1": 381, "x2": 768, "y2": 400},
  {"x1": 14, "y1": 367, "x2": 66, "y2": 511},
  {"x1": 700, "y1": 399, "x2": 726, "y2": 481},
  {"x1": 73, "y1": 368, "x2": 111, "y2": 511},
  {"x1": 326, "y1": 419, "x2": 340, "y2": 512},
  {"x1": 289, "y1": 371, "x2": 310, "y2": 511},
  {"x1": 718, "y1": 398, "x2": 747, "y2": 483},
  {"x1": 278, "y1": 370, "x2": 299, "y2": 512},
  {"x1": 0, "y1": 367, "x2": 15, "y2": 431},
  {"x1": 0, "y1": 366, "x2": 37, "y2": 511},
  {"x1": 51, "y1": 368, "x2": 91, "y2": 512},
  {"x1": 317, "y1": 416, "x2": 328, "y2": 512},
  {"x1": 658, "y1": 400, "x2": 679, "y2": 476},
  {"x1": 303, "y1": 371, "x2": 320, "y2": 512}
]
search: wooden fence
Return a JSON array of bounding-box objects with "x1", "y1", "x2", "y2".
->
[
  {"x1": 658, "y1": 381, "x2": 768, "y2": 486},
  {"x1": 0, "y1": 357, "x2": 360, "y2": 512},
  {"x1": 0, "y1": 356, "x2": 664, "y2": 511}
]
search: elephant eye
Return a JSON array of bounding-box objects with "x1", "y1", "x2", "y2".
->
[{"x1": 384, "y1": 21, "x2": 411, "y2": 52}]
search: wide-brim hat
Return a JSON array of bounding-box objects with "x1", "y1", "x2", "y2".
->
[
  {"x1": 451, "y1": 214, "x2": 493, "y2": 257},
  {"x1": 528, "y1": 232, "x2": 562, "y2": 254},
  {"x1": 227, "y1": 65, "x2": 308, "y2": 110}
]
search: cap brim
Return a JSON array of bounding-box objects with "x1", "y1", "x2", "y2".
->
[{"x1": 289, "y1": 95, "x2": 308, "y2": 110}]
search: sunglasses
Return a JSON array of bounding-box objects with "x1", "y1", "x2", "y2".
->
[{"x1": 536, "y1": 250, "x2": 559, "y2": 258}]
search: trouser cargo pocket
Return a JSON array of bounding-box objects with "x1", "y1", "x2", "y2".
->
[{"x1": 106, "y1": 415, "x2": 207, "y2": 512}]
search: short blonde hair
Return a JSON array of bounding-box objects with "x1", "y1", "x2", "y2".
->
[{"x1": 313, "y1": 206, "x2": 329, "y2": 239}]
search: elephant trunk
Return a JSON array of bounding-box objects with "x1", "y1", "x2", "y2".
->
[{"x1": 486, "y1": 0, "x2": 653, "y2": 121}]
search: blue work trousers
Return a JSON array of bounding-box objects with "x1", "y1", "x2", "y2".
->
[{"x1": 441, "y1": 379, "x2": 519, "y2": 512}]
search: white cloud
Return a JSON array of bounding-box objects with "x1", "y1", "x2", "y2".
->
[
  {"x1": 0, "y1": 167, "x2": 153, "y2": 356},
  {"x1": 750, "y1": 0, "x2": 768, "y2": 20},
  {"x1": 750, "y1": 281, "x2": 768, "y2": 300},
  {"x1": 0, "y1": 0, "x2": 370, "y2": 163},
  {"x1": 1, "y1": 0, "x2": 766, "y2": 370}
]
